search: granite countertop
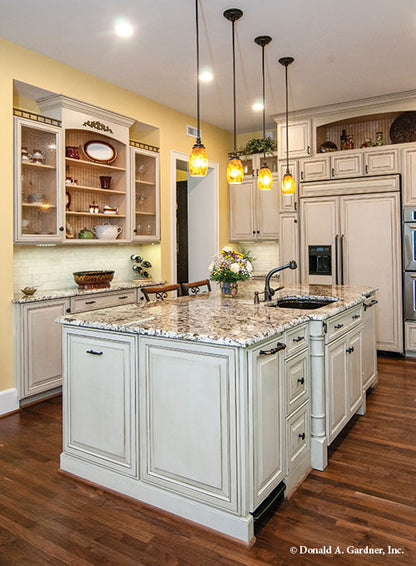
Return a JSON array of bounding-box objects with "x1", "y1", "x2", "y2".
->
[
  {"x1": 12, "y1": 280, "x2": 165, "y2": 304},
  {"x1": 57, "y1": 281, "x2": 377, "y2": 348}
]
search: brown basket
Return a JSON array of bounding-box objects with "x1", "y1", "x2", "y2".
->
[{"x1": 73, "y1": 270, "x2": 115, "y2": 290}]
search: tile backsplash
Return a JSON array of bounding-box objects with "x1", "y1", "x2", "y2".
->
[
  {"x1": 13, "y1": 245, "x2": 143, "y2": 292},
  {"x1": 238, "y1": 242, "x2": 280, "y2": 274}
]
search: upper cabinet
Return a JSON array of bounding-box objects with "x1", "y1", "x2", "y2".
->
[
  {"x1": 14, "y1": 96, "x2": 160, "y2": 244},
  {"x1": 277, "y1": 120, "x2": 312, "y2": 160},
  {"x1": 240, "y1": 152, "x2": 278, "y2": 178},
  {"x1": 14, "y1": 115, "x2": 64, "y2": 243}
]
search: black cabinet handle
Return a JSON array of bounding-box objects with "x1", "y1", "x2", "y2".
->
[
  {"x1": 340, "y1": 234, "x2": 345, "y2": 285},
  {"x1": 298, "y1": 432, "x2": 306, "y2": 440},
  {"x1": 352, "y1": 314, "x2": 360, "y2": 319},
  {"x1": 86, "y1": 350, "x2": 103, "y2": 356},
  {"x1": 66, "y1": 308, "x2": 71, "y2": 313},
  {"x1": 300, "y1": 170, "x2": 304, "y2": 180},
  {"x1": 297, "y1": 377, "x2": 305, "y2": 384},
  {"x1": 346, "y1": 346, "x2": 355, "y2": 354},
  {"x1": 293, "y1": 336, "x2": 304, "y2": 343},
  {"x1": 59, "y1": 226, "x2": 64, "y2": 232},
  {"x1": 335, "y1": 235, "x2": 339, "y2": 285},
  {"x1": 364, "y1": 299, "x2": 378, "y2": 311},
  {"x1": 307, "y1": 145, "x2": 311, "y2": 155},
  {"x1": 259, "y1": 342, "x2": 287, "y2": 356},
  {"x1": 133, "y1": 229, "x2": 137, "y2": 233},
  {"x1": 253, "y1": 230, "x2": 256, "y2": 235},
  {"x1": 332, "y1": 168, "x2": 335, "y2": 177},
  {"x1": 85, "y1": 300, "x2": 96, "y2": 305},
  {"x1": 334, "y1": 323, "x2": 344, "y2": 329},
  {"x1": 118, "y1": 295, "x2": 128, "y2": 300},
  {"x1": 365, "y1": 164, "x2": 369, "y2": 174}
]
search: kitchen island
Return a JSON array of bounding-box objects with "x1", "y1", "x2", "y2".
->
[{"x1": 57, "y1": 282, "x2": 377, "y2": 544}]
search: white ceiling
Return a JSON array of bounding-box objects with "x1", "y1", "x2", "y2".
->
[{"x1": 1, "y1": 0, "x2": 416, "y2": 133}]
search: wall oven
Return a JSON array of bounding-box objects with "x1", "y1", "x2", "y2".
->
[{"x1": 403, "y1": 208, "x2": 416, "y2": 320}]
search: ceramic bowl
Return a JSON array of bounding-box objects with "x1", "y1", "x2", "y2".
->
[
  {"x1": 21, "y1": 286, "x2": 37, "y2": 296},
  {"x1": 73, "y1": 270, "x2": 115, "y2": 289}
]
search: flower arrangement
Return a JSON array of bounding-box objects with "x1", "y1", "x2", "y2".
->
[{"x1": 209, "y1": 246, "x2": 253, "y2": 284}]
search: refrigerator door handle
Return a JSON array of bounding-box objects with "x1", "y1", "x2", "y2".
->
[
  {"x1": 340, "y1": 234, "x2": 345, "y2": 285},
  {"x1": 335, "y1": 234, "x2": 339, "y2": 285}
]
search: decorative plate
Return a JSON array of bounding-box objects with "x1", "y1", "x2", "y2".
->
[
  {"x1": 390, "y1": 112, "x2": 416, "y2": 144},
  {"x1": 83, "y1": 140, "x2": 117, "y2": 163}
]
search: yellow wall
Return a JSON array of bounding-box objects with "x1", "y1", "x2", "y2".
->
[{"x1": 0, "y1": 38, "x2": 232, "y2": 395}]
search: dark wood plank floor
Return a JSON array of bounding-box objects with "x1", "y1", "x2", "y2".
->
[{"x1": 1, "y1": 357, "x2": 415, "y2": 565}]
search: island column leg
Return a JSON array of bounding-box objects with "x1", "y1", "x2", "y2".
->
[{"x1": 309, "y1": 321, "x2": 327, "y2": 470}]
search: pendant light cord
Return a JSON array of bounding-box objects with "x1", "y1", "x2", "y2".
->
[
  {"x1": 262, "y1": 44, "x2": 266, "y2": 163},
  {"x1": 195, "y1": 0, "x2": 201, "y2": 145},
  {"x1": 232, "y1": 18, "x2": 237, "y2": 155},
  {"x1": 285, "y1": 63, "x2": 289, "y2": 174}
]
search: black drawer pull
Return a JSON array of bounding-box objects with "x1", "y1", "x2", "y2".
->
[
  {"x1": 352, "y1": 314, "x2": 360, "y2": 319},
  {"x1": 364, "y1": 299, "x2": 378, "y2": 311},
  {"x1": 259, "y1": 342, "x2": 287, "y2": 356},
  {"x1": 297, "y1": 377, "x2": 305, "y2": 385},
  {"x1": 118, "y1": 295, "x2": 128, "y2": 300},
  {"x1": 298, "y1": 432, "x2": 306, "y2": 440},
  {"x1": 346, "y1": 346, "x2": 355, "y2": 354},
  {"x1": 293, "y1": 336, "x2": 304, "y2": 342},
  {"x1": 334, "y1": 323, "x2": 344, "y2": 329},
  {"x1": 86, "y1": 350, "x2": 103, "y2": 356},
  {"x1": 85, "y1": 300, "x2": 96, "y2": 305},
  {"x1": 66, "y1": 308, "x2": 71, "y2": 313}
]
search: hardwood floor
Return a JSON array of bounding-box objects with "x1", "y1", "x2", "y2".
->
[{"x1": 0, "y1": 357, "x2": 415, "y2": 565}]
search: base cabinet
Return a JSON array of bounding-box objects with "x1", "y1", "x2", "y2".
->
[{"x1": 63, "y1": 328, "x2": 137, "y2": 476}]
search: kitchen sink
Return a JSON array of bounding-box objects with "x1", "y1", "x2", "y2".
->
[{"x1": 268, "y1": 296, "x2": 339, "y2": 310}]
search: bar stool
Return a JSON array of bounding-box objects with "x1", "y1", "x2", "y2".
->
[
  {"x1": 141, "y1": 283, "x2": 181, "y2": 302},
  {"x1": 181, "y1": 279, "x2": 211, "y2": 296}
]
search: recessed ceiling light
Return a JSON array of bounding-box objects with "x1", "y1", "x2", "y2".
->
[
  {"x1": 200, "y1": 71, "x2": 214, "y2": 82},
  {"x1": 115, "y1": 19, "x2": 134, "y2": 38},
  {"x1": 252, "y1": 102, "x2": 264, "y2": 111}
]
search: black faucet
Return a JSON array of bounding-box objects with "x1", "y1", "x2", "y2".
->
[{"x1": 264, "y1": 260, "x2": 297, "y2": 301}]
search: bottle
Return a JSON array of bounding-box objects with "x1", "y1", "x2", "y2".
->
[
  {"x1": 130, "y1": 254, "x2": 142, "y2": 263},
  {"x1": 340, "y1": 129, "x2": 347, "y2": 151},
  {"x1": 376, "y1": 131, "x2": 384, "y2": 146}
]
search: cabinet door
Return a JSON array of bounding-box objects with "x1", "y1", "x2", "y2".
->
[
  {"x1": 347, "y1": 327, "x2": 363, "y2": 416},
  {"x1": 64, "y1": 329, "x2": 137, "y2": 476},
  {"x1": 300, "y1": 197, "x2": 339, "y2": 284},
  {"x1": 299, "y1": 156, "x2": 330, "y2": 182},
  {"x1": 14, "y1": 117, "x2": 64, "y2": 243},
  {"x1": 278, "y1": 120, "x2": 312, "y2": 159},
  {"x1": 326, "y1": 336, "x2": 348, "y2": 443},
  {"x1": 21, "y1": 298, "x2": 69, "y2": 398},
  {"x1": 279, "y1": 160, "x2": 297, "y2": 212},
  {"x1": 279, "y1": 213, "x2": 299, "y2": 284},
  {"x1": 229, "y1": 180, "x2": 256, "y2": 241},
  {"x1": 250, "y1": 339, "x2": 285, "y2": 510},
  {"x1": 402, "y1": 147, "x2": 416, "y2": 206},
  {"x1": 139, "y1": 337, "x2": 237, "y2": 512},
  {"x1": 257, "y1": 180, "x2": 280, "y2": 240},
  {"x1": 286, "y1": 402, "x2": 310, "y2": 474},
  {"x1": 364, "y1": 149, "x2": 398, "y2": 175},
  {"x1": 340, "y1": 192, "x2": 402, "y2": 352},
  {"x1": 331, "y1": 152, "x2": 363, "y2": 178},
  {"x1": 131, "y1": 147, "x2": 160, "y2": 242},
  {"x1": 362, "y1": 302, "x2": 377, "y2": 389}
]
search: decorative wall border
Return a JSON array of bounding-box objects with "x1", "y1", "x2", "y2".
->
[
  {"x1": 13, "y1": 107, "x2": 61, "y2": 128},
  {"x1": 129, "y1": 140, "x2": 159, "y2": 153}
]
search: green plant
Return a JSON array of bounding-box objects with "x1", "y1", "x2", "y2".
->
[{"x1": 238, "y1": 137, "x2": 277, "y2": 156}]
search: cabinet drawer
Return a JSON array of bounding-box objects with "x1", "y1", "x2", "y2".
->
[
  {"x1": 326, "y1": 305, "x2": 362, "y2": 342},
  {"x1": 70, "y1": 289, "x2": 136, "y2": 313},
  {"x1": 285, "y1": 348, "x2": 309, "y2": 416},
  {"x1": 286, "y1": 402, "x2": 310, "y2": 474},
  {"x1": 364, "y1": 149, "x2": 398, "y2": 175},
  {"x1": 331, "y1": 153, "x2": 363, "y2": 178},
  {"x1": 285, "y1": 323, "x2": 309, "y2": 357},
  {"x1": 300, "y1": 156, "x2": 330, "y2": 182}
]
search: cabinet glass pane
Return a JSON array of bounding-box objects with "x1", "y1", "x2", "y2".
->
[
  {"x1": 134, "y1": 151, "x2": 157, "y2": 238},
  {"x1": 21, "y1": 125, "x2": 58, "y2": 236}
]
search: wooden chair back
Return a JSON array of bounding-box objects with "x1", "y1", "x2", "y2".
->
[
  {"x1": 181, "y1": 279, "x2": 211, "y2": 296},
  {"x1": 141, "y1": 284, "x2": 181, "y2": 302}
]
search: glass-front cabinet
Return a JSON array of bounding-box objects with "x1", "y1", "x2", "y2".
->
[
  {"x1": 14, "y1": 116, "x2": 64, "y2": 243},
  {"x1": 131, "y1": 145, "x2": 160, "y2": 242}
]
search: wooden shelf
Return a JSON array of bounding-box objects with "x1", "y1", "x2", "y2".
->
[
  {"x1": 136, "y1": 211, "x2": 156, "y2": 216},
  {"x1": 65, "y1": 157, "x2": 125, "y2": 172},
  {"x1": 65, "y1": 184, "x2": 125, "y2": 195},
  {"x1": 22, "y1": 203, "x2": 56, "y2": 208},
  {"x1": 135, "y1": 179, "x2": 155, "y2": 185},
  {"x1": 22, "y1": 161, "x2": 55, "y2": 170},
  {"x1": 66, "y1": 211, "x2": 126, "y2": 218}
]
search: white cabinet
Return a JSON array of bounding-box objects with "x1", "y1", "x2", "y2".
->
[
  {"x1": 131, "y1": 146, "x2": 160, "y2": 242},
  {"x1": 278, "y1": 160, "x2": 298, "y2": 212},
  {"x1": 402, "y1": 146, "x2": 416, "y2": 206},
  {"x1": 14, "y1": 116, "x2": 64, "y2": 243},
  {"x1": 14, "y1": 298, "x2": 69, "y2": 400},
  {"x1": 299, "y1": 155, "x2": 330, "y2": 182},
  {"x1": 362, "y1": 298, "x2": 378, "y2": 390},
  {"x1": 326, "y1": 325, "x2": 363, "y2": 444},
  {"x1": 229, "y1": 178, "x2": 280, "y2": 241},
  {"x1": 63, "y1": 328, "x2": 137, "y2": 476},
  {"x1": 279, "y1": 214, "x2": 300, "y2": 284},
  {"x1": 300, "y1": 186, "x2": 402, "y2": 352},
  {"x1": 240, "y1": 152, "x2": 278, "y2": 178},
  {"x1": 364, "y1": 148, "x2": 398, "y2": 175},
  {"x1": 278, "y1": 120, "x2": 312, "y2": 159},
  {"x1": 331, "y1": 152, "x2": 363, "y2": 178}
]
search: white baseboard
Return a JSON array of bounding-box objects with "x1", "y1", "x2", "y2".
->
[{"x1": 0, "y1": 388, "x2": 19, "y2": 416}]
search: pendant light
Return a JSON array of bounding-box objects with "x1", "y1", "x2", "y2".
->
[
  {"x1": 279, "y1": 56, "x2": 295, "y2": 195},
  {"x1": 189, "y1": 0, "x2": 208, "y2": 177},
  {"x1": 224, "y1": 8, "x2": 244, "y2": 184},
  {"x1": 255, "y1": 36, "x2": 273, "y2": 191}
]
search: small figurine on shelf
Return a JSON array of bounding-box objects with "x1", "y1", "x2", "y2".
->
[
  {"x1": 131, "y1": 254, "x2": 152, "y2": 279},
  {"x1": 360, "y1": 138, "x2": 376, "y2": 148},
  {"x1": 376, "y1": 131, "x2": 384, "y2": 146},
  {"x1": 346, "y1": 134, "x2": 354, "y2": 150}
]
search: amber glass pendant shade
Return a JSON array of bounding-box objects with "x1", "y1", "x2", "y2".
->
[
  {"x1": 258, "y1": 165, "x2": 273, "y2": 190},
  {"x1": 189, "y1": 143, "x2": 208, "y2": 177},
  {"x1": 227, "y1": 156, "x2": 244, "y2": 184},
  {"x1": 282, "y1": 172, "x2": 295, "y2": 195}
]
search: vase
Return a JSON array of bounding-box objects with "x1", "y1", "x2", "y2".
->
[{"x1": 221, "y1": 282, "x2": 238, "y2": 297}]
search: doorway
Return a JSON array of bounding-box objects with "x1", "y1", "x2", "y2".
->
[{"x1": 171, "y1": 151, "x2": 219, "y2": 285}]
